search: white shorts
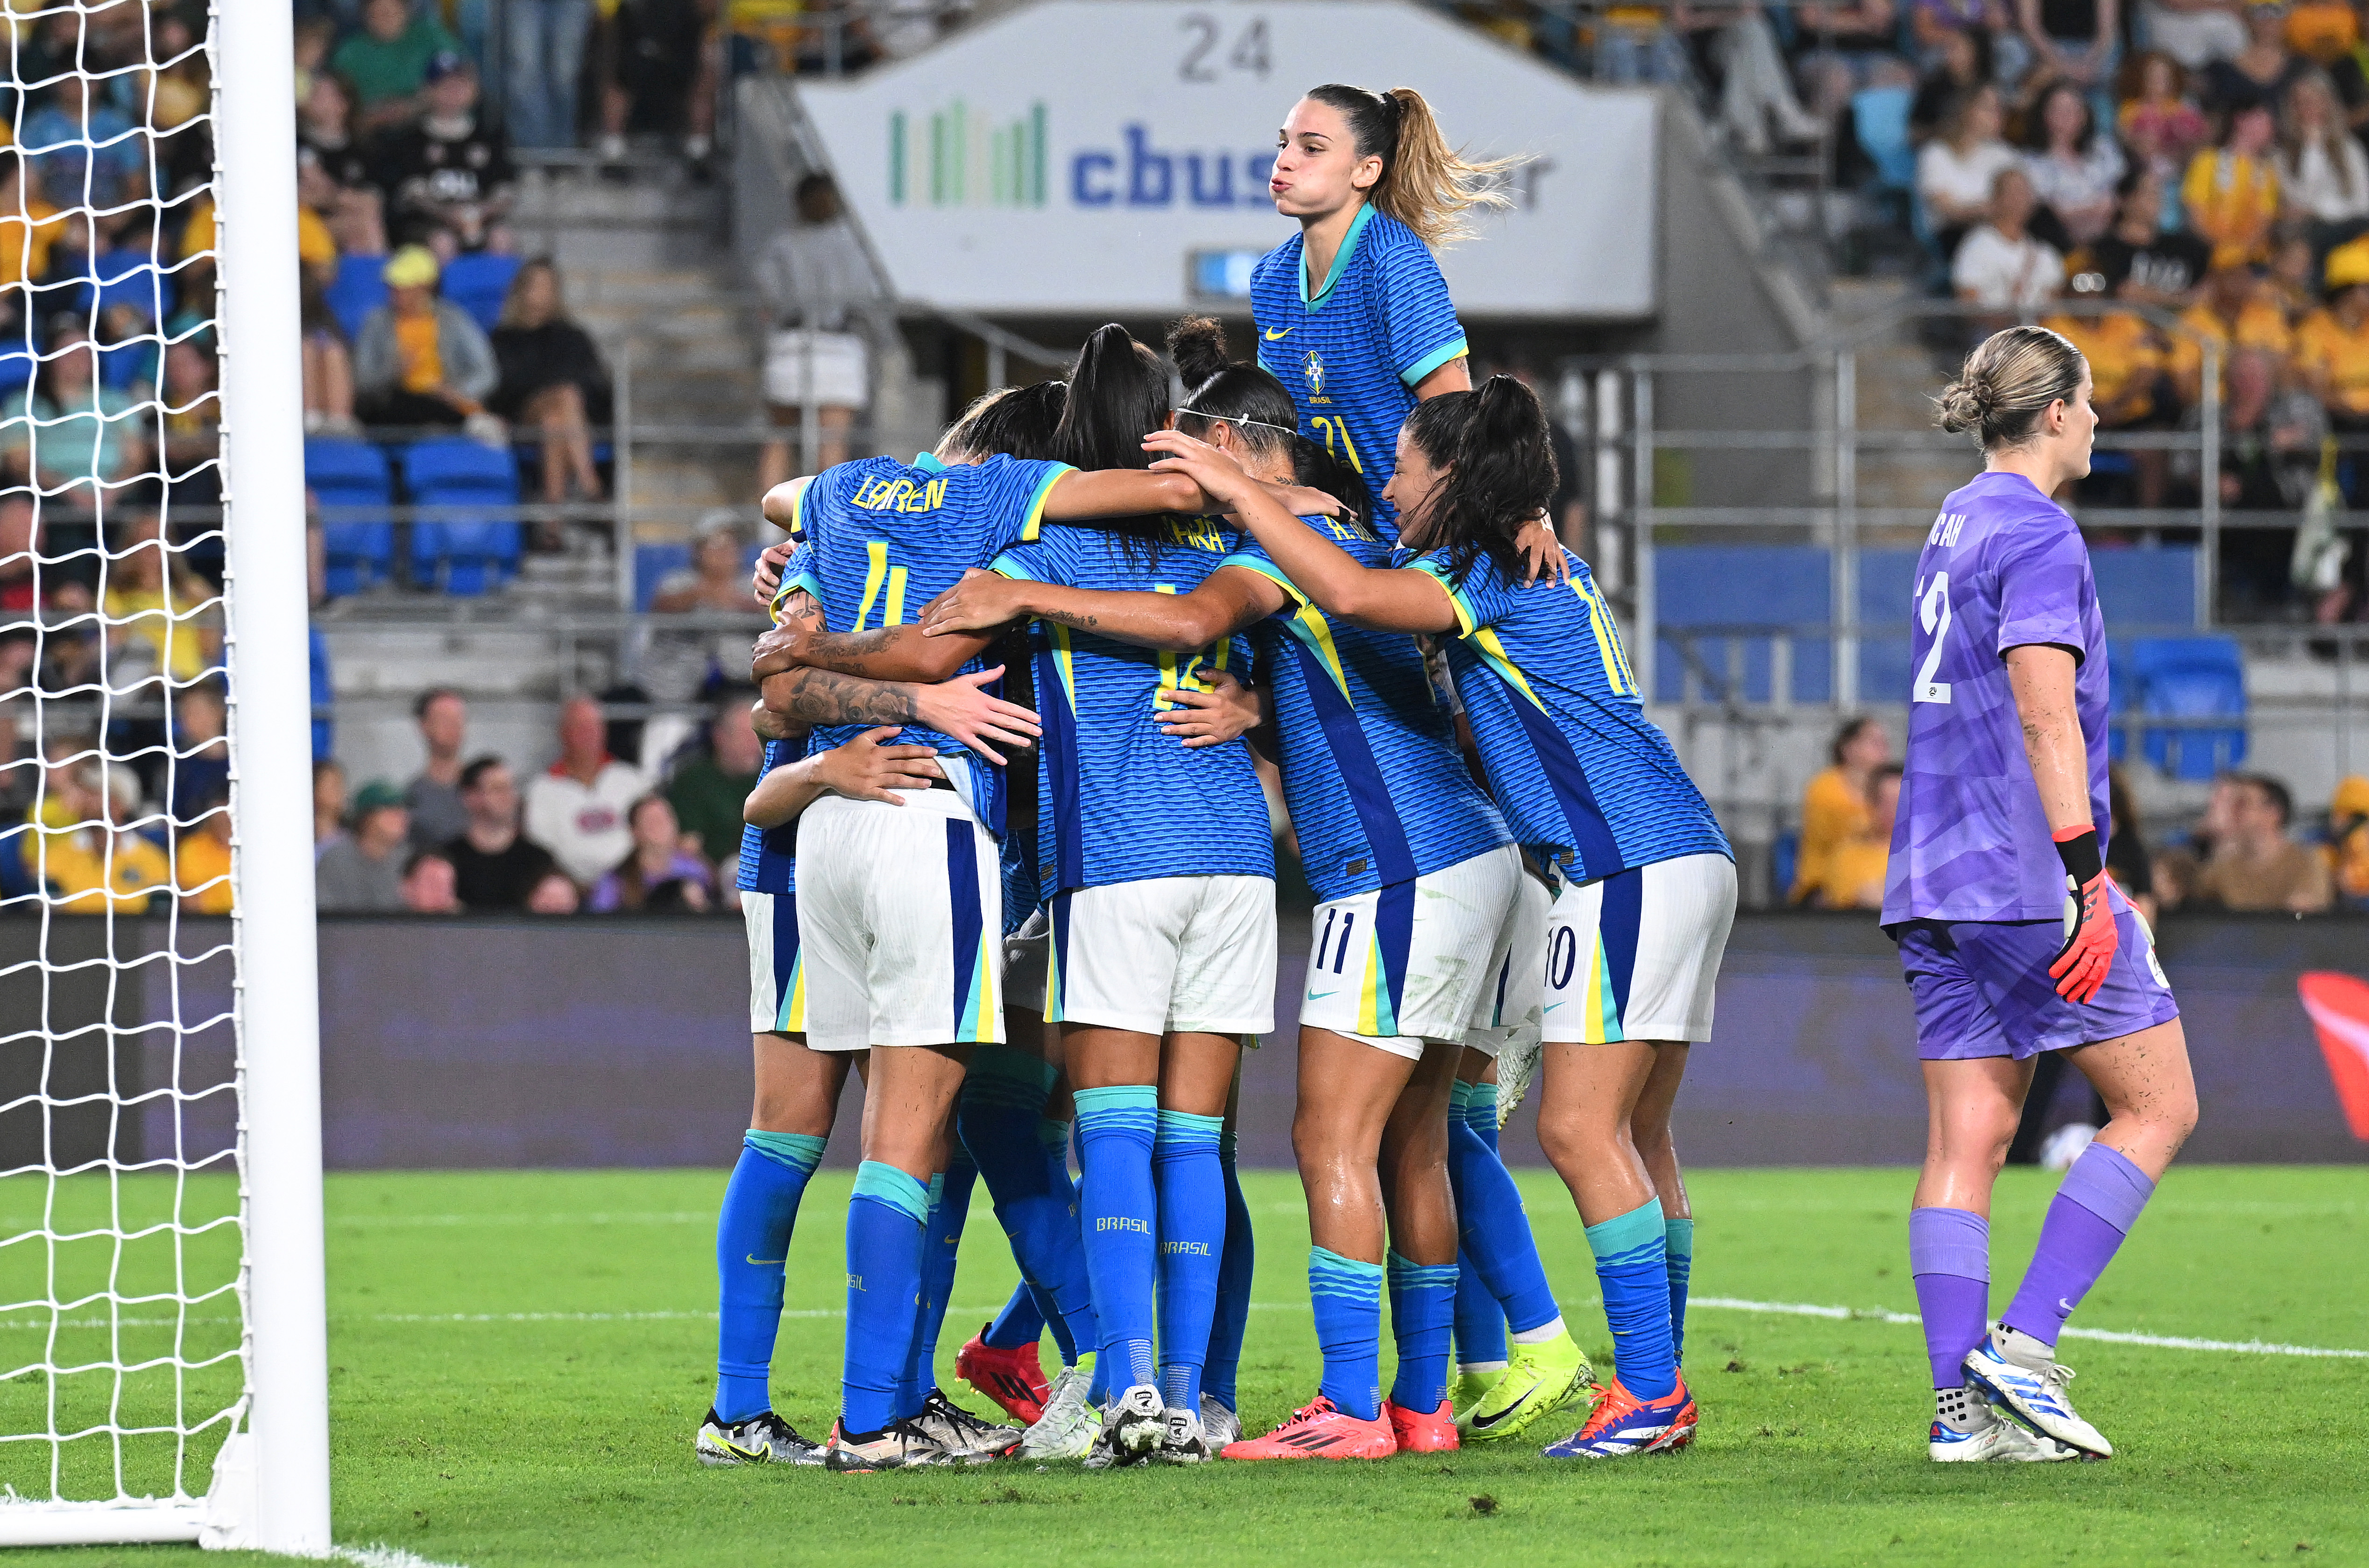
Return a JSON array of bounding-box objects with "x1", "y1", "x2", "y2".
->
[
  {"x1": 743, "y1": 890, "x2": 807, "y2": 1035},
  {"x1": 1046, "y1": 875, "x2": 1276, "y2": 1038},
  {"x1": 1543, "y1": 852, "x2": 1736, "y2": 1045},
  {"x1": 795, "y1": 790, "x2": 1004, "y2": 1053},
  {"x1": 1463, "y1": 864, "x2": 1552, "y2": 1060},
  {"x1": 1301, "y1": 845, "x2": 1525, "y2": 1062},
  {"x1": 1004, "y1": 906, "x2": 1050, "y2": 1014}
]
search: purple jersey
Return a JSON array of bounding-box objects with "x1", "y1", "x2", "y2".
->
[{"x1": 1881, "y1": 471, "x2": 2111, "y2": 925}]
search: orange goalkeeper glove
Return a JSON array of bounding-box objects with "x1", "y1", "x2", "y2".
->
[{"x1": 2046, "y1": 824, "x2": 2117, "y2": 1005}]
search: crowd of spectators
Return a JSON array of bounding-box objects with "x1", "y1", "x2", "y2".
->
[
  {"x1": 310, "y1": 682, "x2": 763, "y2": 917},
  {"x1": 1789, "y1": 711, "x2": 2369, "y2": 912}
]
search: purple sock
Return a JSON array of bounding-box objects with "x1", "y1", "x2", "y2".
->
[
  {"x1": 2003, "y1": 1142, "x2": 2155, "y2": 1348},
  {"x1": 1909, "y1": 1207, "x2": 1990, "y2": 1391}
]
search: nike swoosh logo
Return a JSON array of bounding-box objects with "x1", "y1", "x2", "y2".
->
[
  {"x1": 1264, "y1": 327, "x2": 1294, "y2": 341},
  {"x1": 1541, "y1": 1003, "x2": 1563, "y2": 1012},
  {"x1": 1468, "y1": 1391, "x2": 1533, "y2": 1430},
  {"x1": 747, "y1": 1255, "x2": 787, "y2": 1266},
  {"x1": 2057, "y1": 1297, "x2": 2076, "y2": 1314},
  {"x1": 1305, "y1": 989, "x2": 1339, "y2": 1001}
]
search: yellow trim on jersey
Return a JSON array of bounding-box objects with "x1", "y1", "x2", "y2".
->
[
  {"x1": 776, "y1": 473, "x2": 815, "y2": 541},
  {"x1": 1048, "y1": 623, "x2": 1079, "y2": 709},
  {"x1": 884, "y1": 565, "x2": 909, "y2": 627},
  {"x1": 854, "y1": 540, "x2": 890, "y2": 631},
  {"x1": 1016, "y1": 464, "x2": 1076, "y2": 542},
  {"x1": 1409, "y1": 562, "x2": 1478, "y2": 636},
  {"x1": 1471, "y1": 627, "x2": 1550, "y2": 710},
  {"x1": 1570, "y1": 575, "x2": 1637, "y2": 696},
  {"x1": 1289, "y1": 600, "x2": 1353, "y2": 698}
]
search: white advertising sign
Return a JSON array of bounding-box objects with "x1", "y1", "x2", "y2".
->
[{"x1": 794, "y1": 0, "x2": 1657, "y2": 319}]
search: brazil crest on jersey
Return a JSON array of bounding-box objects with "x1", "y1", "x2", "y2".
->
[
  {"x1": 1218, "y1": 515, "x2": 1508, "y2": 903},
  {"x1": 739, "y1": 545, "x2": 822, "y2": 894},
  {"x1": 769, "y1": 451, "x2": 1070, "y2": 833},
  {"x1": 1250, "y1": 206, "x2": 1467, "y2": 538},
  {"x1": 1411, "y1": 547, "x2": 1730, "y2": 882},
  {"x1": 990, "y1": 517, "x2": 1274, "y2": 898}
]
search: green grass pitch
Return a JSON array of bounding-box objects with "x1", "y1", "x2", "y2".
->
[{"x1": 5, "y1": 1164, "x2": 2364, "y2": 1567}]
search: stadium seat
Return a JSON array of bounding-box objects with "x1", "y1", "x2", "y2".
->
[
  {"x1": 441, "y1": 253, "x2": 521, "y2": 334},
  {"x1": 1654, "y1": 545, "x2": 1832, "y2": 704},
  {"x1": 310, "y1": 627, "x2": 334, "y2": 760},
  {"x1": 2127, "y1": 636, "x2": 2246, "y2": 780},
  {"x1": 401, "y1": 437, "x2": 521, "y2": 595},
  {"x1": 1770, "y1": 828, "x2": 1799, "y2": 906},
  {"x1": 304, "y1": 437, "x2": 396, "y2": 597},
  {"x1": 633, "y1": 542, "x2": 691, "y2": 611},
  {"x1": 2090, "y1": 546, "x2": 2197, "y2": 632},
  {"x1": 1851, "y1": 86, "x2": 1916, "y2": 191},
  {"x1": 326, "y1": 253, "x2": 389, "y2": 342}
]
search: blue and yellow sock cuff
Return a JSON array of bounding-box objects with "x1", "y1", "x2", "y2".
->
[
  {"x1": 1153, "y1": 1109, "x2": 1224, "y2": 1150},
  {"x1": 743, "y1": 1129, "x2": 827, "y2": 1175},
  {"x1": 1665, "y1": 1216, "x2": 1695, "y2": 1260},
  {"x1": 851, "y1": 1160, "x2": 933, "y2": 1226},
  {"x1": 1584, "y1": 1195, "x2": 1668, "y2": 1264},
  {"x1": 1385, "y1": 1251, "x2": 1461, "y2": 1291},
  {"x1": 1309, "y1": 1245, "x2": 1385, "y2": 1300}
]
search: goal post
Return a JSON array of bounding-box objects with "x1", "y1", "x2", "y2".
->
[{"x1": 0, "y1": 0, "x2": 327, "y2": 1551}]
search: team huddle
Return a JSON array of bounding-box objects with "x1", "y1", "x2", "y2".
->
[{"x1": 691, "y1": 83, "x2": 2199, "y2": 1475}]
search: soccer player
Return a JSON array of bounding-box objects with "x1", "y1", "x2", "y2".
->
[
  {"x1": 1255, "y1": 82, "x2": 1513, "y2": 532},
  {"x1": 699, "y1": 539, "x2": 1045, "y2": 1467},
  {"x1": 921, "y1": 320, "x2": 1578, "y2": 1462},
  {"x1": 1890, "y1": 326, "x2": 2196, "y2": 1463},
  {"x1": 750, "y1": 380, "x2": 1290, "y2": 1471},
  {"x1": 1142, "y1": 375, "x2": 1735, "y2": 1462}
]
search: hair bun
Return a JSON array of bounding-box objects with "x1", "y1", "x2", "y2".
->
[
  {"x1": 1933, "y1": 370, "x2": 1994, "y2": 436},
  {"x1": 1165, "y1": 315, "x2": 1230, "y2": 392}
]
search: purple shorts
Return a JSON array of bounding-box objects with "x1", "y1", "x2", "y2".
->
[{"x1": 1894, "y1": 886, "x2": 2179, "y2": 1061}]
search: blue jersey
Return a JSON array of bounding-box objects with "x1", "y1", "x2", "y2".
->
[
  {"x1": 1881, "y1": 471, "x2": 2112, "y2": 925},
  {"x1": 739, "y1": 545, "x2": 823, "y2": 894},
  {"x1": 990, "y1": 518, "x2": 1273, "y2": 897},
  {"x1": 1412, "y1": 547, "x2": 1730, "y2": 881},
  {"x1": 1219, "y1": 515, "x2": 1508, "y2": 902},
  {"x1": 1251, "y1": 206, "x2": 1467, "y2": 537},
  {"x1": 773, "y1": 451, "x2": 1071, "y2": 830}
]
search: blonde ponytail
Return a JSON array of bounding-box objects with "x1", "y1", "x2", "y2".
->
[{"x1": 1303, "y1": 83, "x2": 1521, "y2": 248}]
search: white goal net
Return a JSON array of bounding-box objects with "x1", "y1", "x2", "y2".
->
[{"x1": 0, "y1": 1, "x2": 325, "y2": 1550}]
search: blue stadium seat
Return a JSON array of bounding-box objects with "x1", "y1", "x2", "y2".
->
[
  {"x1": 310, "y1": 627, "x2": 334, "y2": 760},
  {"x1": 633, "y1": 542, "x2": 691, "y2": 611},
  {"x1": 1852, "y1": 86, "x2": 1916, "y2": 191},
  {"x1": 1654, "y1": 545, "x2": 1832, "y2": 704},
  {"x1": 326, "y1": 253, "x2": 389, "y2": 342},
  {"x1": 2090, "y1": 547, "x2": 2197, "y2": 632},
  {"x1": 402, "y1": 437, "x2": 521, "y2": 595},
  {"x1": 2127, "y1": 636, "x2": 2246, "y2": 780},
  {"x1": 304, "y1": 437, "x2": 395, "y2": 597},
  {"x1": 441, "y1": 253, "x2": 521, "y2": 335},
  {"x1": 1770, "y1": 828, "x2": 1800, "y2": 906}
]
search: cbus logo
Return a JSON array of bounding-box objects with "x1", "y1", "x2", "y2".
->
[{"x1": 1303, "y1": 350, "x2": 1325, "y2": 397}]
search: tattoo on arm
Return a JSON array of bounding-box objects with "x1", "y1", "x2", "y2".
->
[
  {"x1": 799, "y1": 625, "x2": 910, "y2": 677},
  {"x1": 768, "y1": 668, "x2": 919, "y2": 727},
  {"x1": 1033, "y1": 606, "x2": 1101, "y2": 632},
  {"x1": 778, "y1": 588, "x2": 824, "y2": 631}
]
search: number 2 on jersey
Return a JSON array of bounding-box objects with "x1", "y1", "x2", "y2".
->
[{"x1": 1913, "y1": 571, "x2": 1952, "y2": 705}]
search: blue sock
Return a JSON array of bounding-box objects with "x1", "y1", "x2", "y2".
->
[
  {"x1": 1075, "y1": 1084, "x2": 1158, "y2": 1391},
  {"x1": 1665, "y1": 1217, "x2": 1695, "y2": 1368},
  {"x1": 1309, "y1": 1246, "x2": 1385, "y2": 1421},
  {"x1": 1153, "y1": 1109, "x2": 1224, "y2": 1414},
  {"x1": 956, "y1": 1048, "x2": 1096, "y2": 1362},
  {"x1": 1587, "y1": 1197, "x2": 1676, "y2": 1402},
  {"x1": 1447, "y1": 1115, "x2": 1561, "y2": 1335},
  {"x1": 843, "y1": 1161, "x2": 932, "y2": 1436},
  {"x1": 983, "y1": 1278, "x2": 1045, "y2": 1351},
  {"x1": 713, "y1": 1130, "x2": 826, "y2": 1422},
  {"x1": 1203, "y1": 1135, "x2": 1252, "y2": 1411},
  {"x1": 897, "y1": 1161, "x2": 972, "y2": 1417},
  {"x1": 1446, "y1": 1087, "x2": 1506, "y2": 1370},
  {"x1": 1386, "y1": 1252, "x2": 1460, "y2": 1413}
]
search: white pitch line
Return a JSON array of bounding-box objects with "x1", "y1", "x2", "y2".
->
[
  {"x1": 1690, "y1": 1296, "x2": 2369, "y2": 1359},
  {"x1": 334, "y1": 1543, "x2": 473, "y2": 1568}
]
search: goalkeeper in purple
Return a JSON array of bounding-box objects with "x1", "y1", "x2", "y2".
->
[{"x1": 1885, "y1": 325, "x2": 2198, "y2": 1468}]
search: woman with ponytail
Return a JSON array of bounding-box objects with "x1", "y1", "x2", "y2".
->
[
  {"x1": 923, "y1": 320, "x2": 1590, "y2": 1462},
  {"x1": 1253, "y1": 83, "x2": 1517, "y2": 535},
  {"x1": 1141, "y1": 375, "x2": 1736, "y2": 1463}
]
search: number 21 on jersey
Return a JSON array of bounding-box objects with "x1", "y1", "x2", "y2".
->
[{"x1": 1913, "y1": 571, "x2": 1952, "y2": 705}]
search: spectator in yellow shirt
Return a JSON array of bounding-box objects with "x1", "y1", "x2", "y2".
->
[
  {"x1": 2167, "y1": 266, "x2": 2293, "y2": 434},
  {"x1": 2328, "y1": 772, "x2": 2369, "y2": 908},
  {"x1": 1790, "y1": 714, "x2": 1891, "y2": 904},
  {"x1": 2042, "y1": 303, "x2": 2171, "y2": 501},
  {"x1": 1803, "y1": 763, "x2": 1902, "y2": 911},
  {"x1": 101, "y1": 513, "x2": 221, "y2": 688},
  {"x1": 0, "y1": 152, "x2": 70, "y2": 294},
  {"x1": 175, "y1": 793, "x2": 233, "y2": 916},
  {"x1": 38, "y1": 761, "x2": 170, "y2": 916},
  {"x1": 2294, "y1": 236, "x2": 2369, "y2": 423},
  {"x1": 2184, "y1": 104, "x2": 2282, "y2": 269}
]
